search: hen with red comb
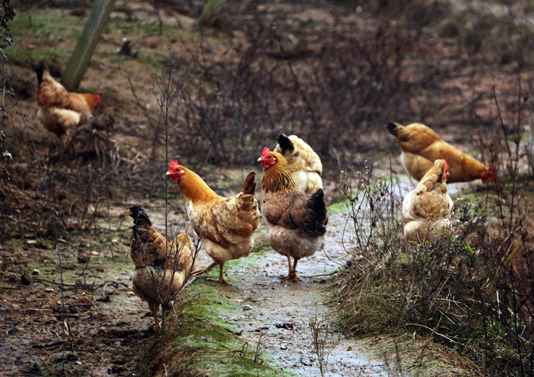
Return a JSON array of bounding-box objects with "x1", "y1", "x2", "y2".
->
[
  {"x1": 166, "y1": 160, "x2": 260, "y2": 285},
  {"x1": 402, "y1": 159, "x2": 454, "y2": 242},
  {"x1": 387, "y1": 122, "x2": 494, "y2": 183}
]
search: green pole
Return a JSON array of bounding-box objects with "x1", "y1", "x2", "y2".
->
[{"x1": 62, "y1": 0, "x2": 116, "y2": 91}]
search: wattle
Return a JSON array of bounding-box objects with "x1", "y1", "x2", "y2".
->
[{"x1": 261, "y1": 161, "x2": 273, "y2": 169}]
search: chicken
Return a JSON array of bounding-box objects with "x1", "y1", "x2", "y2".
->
[
  {"x1": 129, "y1": 206, "x2": 196, "y2": 329},
  {"x1": 402, "y1": 159, "x2": 454, "y2": 242},
  {"x1": 273, "y1": 133, "x2": 323, "y2": 195},
  {"x1": 166, "y1": 161, "x2": 260, "y2": 285},
  {"x1": 387, "y1": 122, "x2": 494, "y2": 183},
  {"x1": 36, "y1": 62, "x2": 101, "y2": 138},
  {"x1": 259, "y1": 147, "x2": 328, "y2": 282}
]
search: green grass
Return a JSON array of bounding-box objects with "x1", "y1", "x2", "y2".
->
[{"x1": 10, "y1": 14, "x2": 83, "y2": 41}]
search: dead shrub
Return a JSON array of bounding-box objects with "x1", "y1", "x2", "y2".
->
[{"x1": 333, "y1": 87, "x2": 534, "y2": 374}]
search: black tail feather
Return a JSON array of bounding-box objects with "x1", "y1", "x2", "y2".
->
[
  {"x1": 35, "y1": 61, "x2": 48, "y2": 85},
  {"x1": 304, "y1": 188, "x2": 328, "y2": 236},
  {"x1": 130, "y1": 206, "x2": 152, "y2": 227},
  {"x1": 277, "y1": 133, "x2": 294, "y2": 155},
  {"x1": 387, "y1": 122, "x2": 401, "y2": 136}
]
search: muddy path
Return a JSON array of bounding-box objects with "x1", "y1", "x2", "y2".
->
[{"x1": 191, "y1": 210, "x2": 388, "y2": 376}]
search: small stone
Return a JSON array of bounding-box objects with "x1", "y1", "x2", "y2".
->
[
  {"x1": 280, "y1": 345, "x2": 287, "y2": 350},
  {"x1": 32, "y1": 269, "x2": 40, "y2": 275},
  {"x1": 45, "y1": 288, "x2": 55, "y2": 292},
  {"x1": 77, "y1": 251, "x2": 91, "y2": 264},
  {"x1": 243, "y1": 305, "x2": 252, "y2": 311},
  {"x1": 21, "y1": 272, "x2": 31, "y2": 285},
  {"x1": 91, "y1": 251, "x2": 99, "y2": 256}
]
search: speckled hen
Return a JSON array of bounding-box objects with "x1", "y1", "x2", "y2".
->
[{"x1": 259, "y1": 148, "x2": 328, "y2": 282}]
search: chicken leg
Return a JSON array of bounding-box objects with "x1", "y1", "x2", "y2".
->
[
  {"x1": 206, "y1": 263, "x2": 232, "y2": 285},
  {"x1": 282, "y1": 254, "x2": 302, "y2": 282},
  {"x1": 193, "y1": 262, "x2": 231, "y2": 285},
  {"x1": 192, "y1": 261, "x2": 218, "y2": 277},
  {"x1": 148, "y1": 300, "x2": 160, "y2": 330}
]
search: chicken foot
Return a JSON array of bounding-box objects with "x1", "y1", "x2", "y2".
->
[
  {"x1": 282, "y1": 255, "x2": 302, "y2": 282},
  {"x1": 206, "y1": 263, "x2": 232, "y2": 285},
  {"x1": 192, "y1": 261, "x2": 218, "y2": 277},
  {"x1": 193, "y1": 262, "x2": 232, "y2": 285}
]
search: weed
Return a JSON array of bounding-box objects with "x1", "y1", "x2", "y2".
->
[
  {"x1": 333, "y1": 91, "x2": 534, "y2": 374},
  {"x1": 309, "y1": 305, "x2": 338, "y2": 377}
]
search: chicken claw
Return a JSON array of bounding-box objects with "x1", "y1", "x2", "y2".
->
[
  {"x1": 192, "y1": 262, "x2": 218, "y2": 277},
  {"x1": 282, "y1": 270, "x2": 302, "y2": 282},
  {"x1": 198, "y1": 263, "x2": 232, "y2": 285}
]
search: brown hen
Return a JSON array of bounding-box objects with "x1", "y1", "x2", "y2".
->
[
  {"x1": 387, "y1": 122, "x2": 494, "y2": 183},
  {"x1": 130, "y1": 206, "x2": 195, "y2": 329},
  {"x1": 36, "y1": 62, "x2": 101, "y2": 138},
  {"x1": 167, "y1": 162, "x2": 260, "y2": 285},
  {"x1": 259, "y1": 147, "x2": 328, "y2": 282}
]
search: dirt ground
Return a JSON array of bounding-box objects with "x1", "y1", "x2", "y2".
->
[{"x1": 0, "y1": 183, "x2": 484, "y2": 376}]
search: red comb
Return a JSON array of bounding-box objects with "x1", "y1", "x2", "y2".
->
[
  {"x1": 169, "y1": 160, "x2": 179, "y2": 168},
  {"x1": 261, "y1": 147, "x2": 270, "y2": 158},
  {"x1": 94, "y1": 94, "x2": 102, "y2": 110},
  {"x1": 441, "y1": 159, "x2": 449, "y2": 180}
]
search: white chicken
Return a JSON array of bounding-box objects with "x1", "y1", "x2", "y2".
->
[{"x1": 273, "y1": 133, "x2": 323, "y2": 195}]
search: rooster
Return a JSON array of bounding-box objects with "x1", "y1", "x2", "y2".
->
[
  {"x1": 402, "y1": 159, "x2": 454, "y2": 242},
  {"x1": 36, "y1": 62, "x2": 101, "y2": 138},
  {"x1": 273, "y1": 133, "x2": 323, "y2": 195},
  {"x1": 166, "y1": 161, "x2": 260, "y2": 285},
  {"x1": 387, "y1": 122, "x2": 494, "y2": 183},
  {"x1": 130, "y1": 206, "x2": 196, "y2": 329},
  {"x1": 259, "y1": 147, "x2": 328, "y2": 282}
]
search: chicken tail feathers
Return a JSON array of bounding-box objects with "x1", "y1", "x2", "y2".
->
[
  {"x1": 130, "y1": 207, "x2": 153, "y2": 245},
  {"x1": 387, "y1": 122, "x2": 402, "y2": 136},
  {"x1": 130, "y1": 206, "x2": 152, "y2": 227},
  {"x1": 242, "y1": 171, "x2": 256, "y2": 195},
  {"x1": 304, "y1": 189, "x2": 328, "y2": 236},
  {"x1": 277, "y1": 133, "x2": 294, "y2": 154},
  {"x1": 36, "y1": 61, "x2": 48, "y2": 85}
]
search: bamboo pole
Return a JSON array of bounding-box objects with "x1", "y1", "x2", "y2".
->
[{"x1": 62, "y1": 0, "x2": 116, "y2": 91}]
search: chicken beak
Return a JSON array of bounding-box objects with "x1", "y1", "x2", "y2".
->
[
  {"x1": 257, "y1": 156, "x2": 263, "y2": 162},
  {"x1": 166, "y1": 171, "x2": 171, "y2": 175}
]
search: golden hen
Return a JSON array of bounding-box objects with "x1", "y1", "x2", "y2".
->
[
  {"x1": 259, "y1": 147, "x2": 328, "y2": 282},
  {"x1": 130, "y1": 206, "x2": 196, "y2": 329},
  {"x1": 273, "y1": 133, "x2": 323, "y2": 195},
  {"x1": 166, "y1": 161, "x2": 260, "y2": 285},
  {"x1": 387, "y1": 122, "x2": 494, "y2": 183},
  {"x1": 36, "y1": 62, "x2": 101, "y2": 138},
  {"x1": 402, "y1": 159, "x2": 454, "y2": 242}
]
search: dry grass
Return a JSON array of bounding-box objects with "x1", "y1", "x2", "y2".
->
[{"x1": 333, "y1": 105, "x2": 534, "y2": 374}]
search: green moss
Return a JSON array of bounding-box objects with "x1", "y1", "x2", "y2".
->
[{"x1": 136, "y1": 279, "x2": 292, "y2": 376}]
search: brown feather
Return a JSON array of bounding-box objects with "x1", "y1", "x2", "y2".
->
[{"x1": 388, "y1": 122, "x2": 491, "y2": 183}]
